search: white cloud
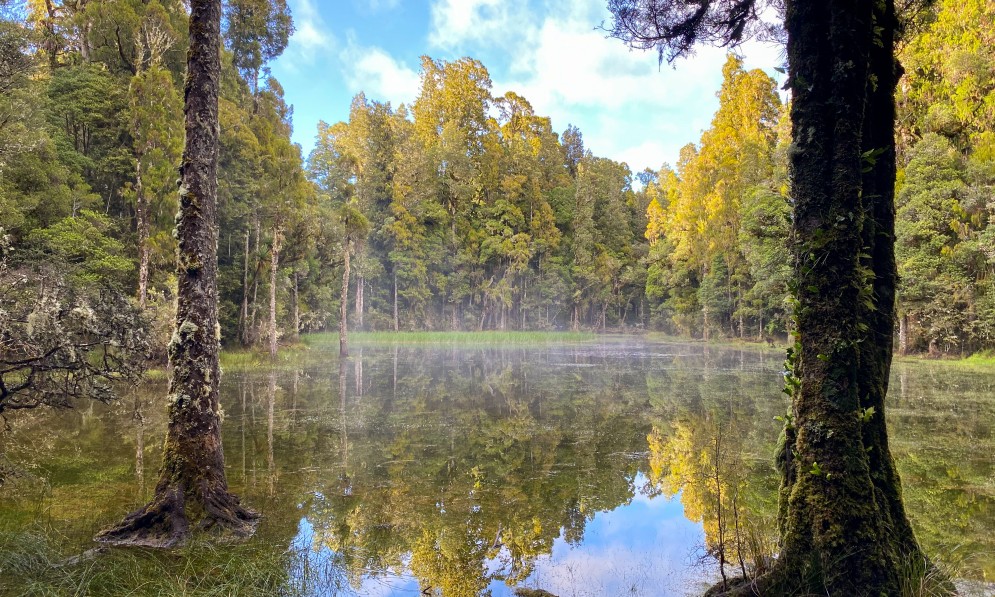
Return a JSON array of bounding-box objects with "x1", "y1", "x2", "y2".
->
[
  {"x1": 428, "y1": 0, "x2": 536, "y2": 52},
  {"x1": 419, "y1": 0, "x2": 787, "y2": 173},
  {"x1": 339, "y1": 37, "x2": 421, "y2": 108},
  {"x1": 487, "y1": 3, "x2": 785, "y2": 173},
  {"x1": 283, "y1": 0, "x2": 336, "y2": 65}
]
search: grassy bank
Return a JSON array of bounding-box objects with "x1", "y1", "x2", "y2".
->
[
  {"x1": 0, "y1": 524, "x2": 329, "y2": 597},
  {"x1": 217, "y1": 342, "x2": 313, "y2": 372},
  {"x1": 894, "y1": 350, "x2": 995, "y2": 371}
]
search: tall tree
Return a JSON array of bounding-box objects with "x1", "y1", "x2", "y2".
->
[
  {"x1": 223, "y1": 0, "x2": 292, "y2": 97},
  {"x1": 125, "y1": 1, "x2": 182, "y2": 309},
  {"x1": 97, "y1": 0, "x2": 257, "y2": 547},
  {"x1": 338, "y1": 201, "x2": 369, "y2": 357},
  {"x1": 609, "y1": 0, "x2": 928, "y2": 594}
]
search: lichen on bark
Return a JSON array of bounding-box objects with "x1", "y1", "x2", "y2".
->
[{"x1": 96, "y1": 0, "x2": 257, "y2": 548}]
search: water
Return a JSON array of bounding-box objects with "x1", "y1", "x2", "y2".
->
[{"x1": 1, "y1": 338, "x2": 993, "y2": 596}]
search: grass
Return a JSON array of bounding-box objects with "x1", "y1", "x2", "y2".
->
[
  {"x1": 894, "y1": 350, "x2": 995, "y2": 371},
  {"x1": 218, "y1": 342, "x2": 314, "y2": 372},
  {"x1": 0, "y1": 523, "x2": 343, "y2": 597},
  {"x1": 894, "y1": 546, "x2": 988, "y2": 597},
  {"x1": 304, "y1": 330, "x2": 599, "y2": 346},
  {"x1": 644, "y1": 331, "x2": 787, "y2": 353}
]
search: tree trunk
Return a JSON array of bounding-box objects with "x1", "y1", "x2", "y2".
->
[
  {"x1": 136, "y1": 158, "x2": 150, "y2": 309},
  {"x1": 97, "y1": 0, "x2": 257, "y2": 547},
  {"x1": 355, "y1": 275, "x2": 364, "y2": 331},
  {"x1": 269, "y1": 228, "x2": 282, "y2": 359},
  {"x1": 249, "y1": 214, "x2": 260, "y2": 344},
  {"x1": 340, "y1": 239, "x2": 351, "y2": 357},
  {"x1": 241, "y1": 229, "x2": 249, "y2": 345},
  {"x1": 898, "y1": 313, "x2": 908, "y2": 355},
  {"x1": 291, "y1": 269, "x2": 300, "y2": 342},
  {"x1": 709, "y1": 1, "x2": 918, "y2": 594},
  {"x1": 393, "y1": 271, "x2": 399, "y2": 332}
]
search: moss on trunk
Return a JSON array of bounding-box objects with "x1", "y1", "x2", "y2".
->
[
  {"x1": 708, "y1": 0, "x2": 930, "y2": 594},
  {"x1": 97, "y1": 0, "x2": 257, "y2": 548}
]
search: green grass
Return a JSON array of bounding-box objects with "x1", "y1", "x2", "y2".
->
[
  {"x1": 304, "y1": 330, "x2": 598, "y2": 346},
  {"x1": 894, "y1": 350, "x2": 995, "y2": 371},
  {"x1": 0, "y1": 524, "x2": 341, "y2": 597},
  {"x1": 218, "y1": 343, "x2": 313, "y2": 372},
  {"x1": 643, "y1": 331, "x2": 787, "y2": 352}
]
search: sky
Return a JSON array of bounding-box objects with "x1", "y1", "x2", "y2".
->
[{"x1": 269, "y1": 0, "x2": 786, "y2": 175}]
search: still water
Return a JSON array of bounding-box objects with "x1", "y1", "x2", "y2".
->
[{"x1": 2, "y1": 338, "x2": 993, "y2": 596}]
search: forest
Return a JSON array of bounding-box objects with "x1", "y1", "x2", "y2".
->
[
  {"x1": 1, "y1": 0, "x2": 993, "y2": 362},
  {"x1": 1, "y1": 0, "x2": 995, "y2": 595}
]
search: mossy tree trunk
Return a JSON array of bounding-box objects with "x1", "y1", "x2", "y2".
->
[
  {"x1": 97, "y1": 0, "x2": 258, "y2": 548},
  {"x1": 716, "y1": 0, "x2": 925, "y2": 594},
  {"x1": 855, "y1": 0, "x2": 925, "y2": 569},
  {"x1": 773, "y1": 0, "x2": 905, "y2": 592}
]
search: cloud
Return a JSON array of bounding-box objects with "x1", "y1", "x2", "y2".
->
[
  {"x1": 283, "y1": 0, "x2": 336, "y2": 65},
  {"x1": 420, "y1": 0, "x2": 787, "y2": 173},
  {"x1": 428, "y1": 0, "x2": 536, "y2": 53},
  {"x1": 339, "y1": 37, "x2": 421, "y2": 108},
  {"x1": 487, "y1": 3, "x2": 785, "y2": 173}
]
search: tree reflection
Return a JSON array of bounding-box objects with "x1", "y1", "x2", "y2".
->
[
  {"x1": 297, "y1": 346, "x2": 651, "y2": 595},
  {"x1": 3, "y1": 344, "x2": 994, "y2": 593},
  {"x1": 645, "y1": 366, "x2": 781, "y2": 584}
]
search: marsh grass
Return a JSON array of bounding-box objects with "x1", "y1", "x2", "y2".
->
[
  {"x1": 643, "y1": 332, "x2": 786, "y2": 353},
  {"x1": 219, "y1": 343, "x2": 313, "y2": 372},
  {"x1": 894, "y1": 350, "x2": 995, "y2": 371},
  {"x1": 0, "y1": 523, "x2": 334, "y2": 597},
  {"x1": 305, "y1": 330, "x2": 598, "y2": 346},
  {"x1": 895, "y1": 546, "x2": 990, "y2": 597}
]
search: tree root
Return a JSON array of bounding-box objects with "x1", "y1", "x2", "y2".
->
[{"x1": 95, "y1": 483, "x2": 259, "y2": 548}]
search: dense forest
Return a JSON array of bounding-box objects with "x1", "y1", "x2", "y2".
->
[{"x1": 0, "y1": 0, "x2": 992, "y2": 359}]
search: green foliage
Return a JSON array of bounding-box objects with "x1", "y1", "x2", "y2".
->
[
  {"x1": 26, "y1": 210, "x2": 133, "y2": 285},
  {"x1": 3, "y1": 0, "x2": 995, "y2": 365}
]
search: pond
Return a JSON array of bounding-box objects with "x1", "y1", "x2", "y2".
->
[{"x1": 1, "y1": 337, "x2": 993, "y2": 596}]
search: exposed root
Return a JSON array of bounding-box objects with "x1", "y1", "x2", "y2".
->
[{"x1": 95, "y1": 484, "x2": 259, "y2": 548}]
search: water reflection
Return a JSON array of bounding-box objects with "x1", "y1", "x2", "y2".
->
[{"x1": 1, "y1": 340, "x2": 993, "y2": 595}]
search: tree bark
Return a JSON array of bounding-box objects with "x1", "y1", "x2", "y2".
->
[
  {"x1": 340, "y1": 239, "x2": 351, "y2": 357},
  {"x1": 355, "y1": 275, "x2": 364, "y2": 331},
  {"x1": 709, "y1": 1, "x2": 919, "y2": 594},
  {"x1": 269, "y1": 228, "x2": 282, "y2": 359},
  {"x1": 136, "y1": 158, "x2": 150, "y2": 309},
  {"x1": 291, "y1": 269, "x2": 300, "y2": 342},
  {"x1": 249, "y1": 214, "x2": 260, "y2": 344},
  {"x1": 97, "y1": 0, "x2": 257, "y2": 547},
  {"x1": 241, "y1": 229, "x2": 249, "y2": 344},
  {"x1": 898, "y1": 313, "x2": 908, "y2": 355},
  {"x1": 393, "y1": 271, "x2": 399, "y2": 332}
]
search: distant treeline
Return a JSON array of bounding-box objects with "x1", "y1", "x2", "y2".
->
[{"x1": 1, "y1": 0, "x2": 992, "y2": 357}]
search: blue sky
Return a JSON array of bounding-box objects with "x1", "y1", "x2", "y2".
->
[{"x1": 270, "y1": 0, "x2": 785, "y2": 175}]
